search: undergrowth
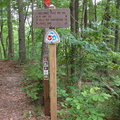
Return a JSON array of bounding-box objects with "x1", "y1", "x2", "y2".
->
[{"x1": 21, "y1": 61, "x2": 44, "y2": 101}]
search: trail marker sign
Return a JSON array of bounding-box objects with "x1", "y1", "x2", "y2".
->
[
  {"x1": 33, "y1": 8, "x2": 70, "y2": 28},
  {"x1": 44, "y1": 29, "x2": 60, "y2": 44},
  {"x1": 33, "y1": 4, "x2": 70, "y2": 120},
  {"x1": 43, "y1": 56, "x2": 49, "y2": 80}
]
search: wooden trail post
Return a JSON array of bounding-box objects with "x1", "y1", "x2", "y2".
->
[
  {"x1": 43, "y1": 5, "x2": 50, "y2": 117},
  {"x1": 33, "y1": 4, "x2": 70, "y2": 120},
  {"x1": 50, "y1": 43, "x2": 57, "y2": 120},
  {"x1": 48, "y1": 5, "x2": 57, "y2": 120},
  {"x1": 44, "y1": 26, "x2": 60, "y2": 120},
  {"x1": 43, "y1": 52, "x2": 50, "y2": 116}
]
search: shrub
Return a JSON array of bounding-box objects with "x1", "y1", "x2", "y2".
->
[
  {"x1": 21, "y1": 61, "x2": 44, "y2": 100},
  {"x1": 58, "y1": 87, "x2": 111, "y2": 120}
]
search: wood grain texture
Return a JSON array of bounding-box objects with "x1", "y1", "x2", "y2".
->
[{"x1": 50, "y1": 44, "x2": 57, "y2": 120}]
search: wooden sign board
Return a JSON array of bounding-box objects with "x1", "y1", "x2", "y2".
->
[{"x1": 33, "y1": 8, "x2": 70, "y2": 28}]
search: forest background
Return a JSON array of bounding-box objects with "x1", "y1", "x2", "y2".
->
[{"x1": 0, "y1": 0, "x2": 120, "y2": 120}]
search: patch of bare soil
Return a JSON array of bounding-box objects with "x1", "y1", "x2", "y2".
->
[{"x1": 0, "y1": 60, "x2": 50, "y2": 120}]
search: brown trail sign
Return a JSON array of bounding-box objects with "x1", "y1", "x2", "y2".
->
[
  {"x1": 33, "y1": 4, "x2": 70, "y2": 120},
  {"x1": 33, "y1": 8, "x2": 70, "y2": 28}
]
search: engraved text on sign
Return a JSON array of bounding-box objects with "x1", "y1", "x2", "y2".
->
[{"x1": 33, "y1": 8, "x2": 70, "y2": 28}]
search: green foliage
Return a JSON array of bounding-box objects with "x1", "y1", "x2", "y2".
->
[
  {"x1": 51, "y1": 0, "x2": 70, "y2": 8},
  {"x1": 0, "y1": 0, "x2": 9, "y2": 7},
  {"x1": 98, "y1": 97, "x2": 120, "y2": 120},
  {"x1": 21, "y1": 62, "x2": 44, "y2": 100},
  {"x1": 58, "y1": 87, "x2": 111, "y2": 120},
  {"x1": 1, "y1": 0, "x2": 120, "y2": 119},
  {"x1": 57, "y1": 26, "x2": 120, "y2": 119},
  {"x1": 58, "y1": 27, "x2": 120, "y2": 81},
  {"x1": 57, "y1": 87, "x2": 68, "y2": 100}
]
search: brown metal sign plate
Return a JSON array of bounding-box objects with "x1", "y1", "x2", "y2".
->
[{"x1": 33, "y1": 8, "x2": 70, "y2": 28}]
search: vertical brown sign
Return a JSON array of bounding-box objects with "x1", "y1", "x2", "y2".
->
[{"x1": 43, "y1": 56, "x2": 49, "y2": 80}]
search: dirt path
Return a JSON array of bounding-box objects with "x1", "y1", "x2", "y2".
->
[{"x1": 0, "y1": 60, "x2": 36, "y2": 120}]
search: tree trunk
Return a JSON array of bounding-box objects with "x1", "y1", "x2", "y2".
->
[
  {"x1": 114, "y1": 0, "x2": 120, "y2": 52},
  {"x1": 31, "y1": 0, "x2": 34, "y2": 57},
  {"x1": 0, "y1": 7, "x2": 7, "y2": 58},
  {"x1": 94, "y1": 0, "x2": 97, "y2": 22},
  {"x1": 102, "y1": 0, "x2": 111, "y2": 43},
  {"x1": 18, "y1": 0, "x2": 26, "y2": 62},
  {"x1": 40, "y1": 5, "x2": 50, "y2": 115},
  {"x1": 0, "y1": 46, "x2": 2, "y2": 59},
  {"x1": 70, "y1": 0, "x2": 79, "y2": 76},
  {"x1": 8, "y1": 0, "x2": 14, "y2": 58},
  {"x1": 88, "y1": 0, "x2": 95, "y2": 28},
  {"x1": 81, "y1": 0, "x2": 87, "y2": 37}
]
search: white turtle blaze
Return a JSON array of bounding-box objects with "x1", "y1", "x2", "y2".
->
[{"x1": 44, "y1": 29, "x2": 60, "y2": 44}]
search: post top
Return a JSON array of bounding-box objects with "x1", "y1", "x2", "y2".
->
[{"x1": 49, "y1": 4, "x2": 56, "y2": 9}]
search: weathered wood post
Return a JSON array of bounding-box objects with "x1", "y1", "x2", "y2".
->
[
  {"x1": 50, "y1": 43, "x2": 57, "y2": 120},
  {"x1": 44, "y1": 26, "x2": 60, "y2": 120},
  {"x1": 48, "y1": 5, "x2": 57, "y2": 120}
]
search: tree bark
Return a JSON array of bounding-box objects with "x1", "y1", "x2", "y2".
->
[
  {"x1": 70, "y1": 0, "x2": 79, "y2": 76},
  {"x1": 0, "y1": 7, "x2": 7, "y2": 58},
  {"x1": 31, "y1": 0, "x2": 34, "y2": 56},
  {"x1": 8, "y1": 0, "x2": 14, "y2": 58},
  {"x1": 88, "y1": 0, "x2": 95, "y2": 28},
  {"x1": 0, "y1": 46, "x2": 2, "y2": 59},
  {"x1": 81, "y1": 0, "x2": 87, "y2": 37},
  {"x1": 18, "y1": 0, "x2": 26, "y2": 62},
  {"x1": 114, "y1": 0, "x2": 120, "y2": 52},
  {"x1": 94, "y1": 0, "x2": 97, "y2": 22},
  {"x1": 102, "y1": 0, "x2": 111, "y2": 43},
  {"x1": 40, "y1": 5, "x2": 50, "y2": 116}
]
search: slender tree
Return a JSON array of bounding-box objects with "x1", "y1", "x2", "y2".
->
[
  {"x1": 70, "y1": 0, "x2": 79, "y2": 76},
  {"x1": 94, "y1": 0, "x2": 97, "y2": 22},
  {"x1": 31, "y1": 0, "x2": 35, "y2": 57},
  {"x1": 88, "y1": 0, "x2": 95, "y2": 28},
  {"x1": 0, "y1": 7, "x2": 7, "y2": 58},
  {"x1": 114, "y1": 0, "x2": 120, "y2": 52},
  {"x1": 81, "y1": 0, "x2": 87, "y2": 37},
  {"x1": 102, "y1": 0, "x2": 111, "y2": 43},
  {"x1": 7, "y1": 0, "x2": 14, "y2": 58},
  {"x1": 18, "y1": 0, "x2": 26, "y2": 62},
  {"x1": 0, "y1": 46, "x2": 2, "y2": 58}
]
